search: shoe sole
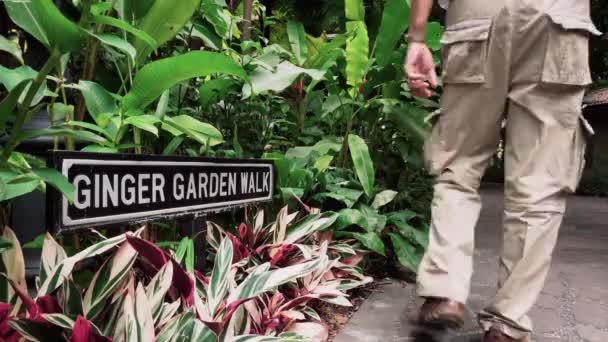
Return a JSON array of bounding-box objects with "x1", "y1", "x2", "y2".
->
[{"x1": 419, "y1": 314, "x2": 464, "y2": 330}]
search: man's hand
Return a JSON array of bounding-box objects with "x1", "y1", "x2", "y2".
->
[{"x1": 405, "y1": 42, "x2": 438, "y2": 98}]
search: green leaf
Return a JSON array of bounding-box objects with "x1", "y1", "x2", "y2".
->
[
  {"x1": 426, "y1": 22, "x2": 444, "y2": 51},
  {"x1": 351, "y1": 232, "x2": 385, "y2": 256},
  {"x1": 125, "y1": 114, "x2": 160, "y2": 137},
  {"x1": 75, "y1": 81, "x2": 119, "y2": 122},
  {"x1": 81, "y1": 145, "x2": 119, "y2": 153},
  {"x1": 335, "y1": 208, "x2": 368, "y2": 230},
  {"x1": 0, "y1": 170, "x2": 40, "y2": 201},
  {"x1": 0, "y1": 34, "x2": 23, "y2": 64},
  {"x1": 345, "y1": 0, "x2": 365, "y2": 21},
  {"x1": 91, "y1": 14, "x2": 157, "y2": 50},
  {"x1": 133, "y1": 0, "x2": 202, "y2": 63},
  {"x1": 163, "y1": 115, "x2": 223, "y2": 146},
  {"x1": 162, "y1": 135, "x2": 185, "y2": 155},
  {"x1": 381, "y1": 99, "x2": 430, "y2": 144},
  {"x1": 0, "y1": 79, "x2": 30, "y2": 132},
  {"x1": 4, "y1": 0, "x2": 85, "y2": 53},
  {"x1": 389, "y1": 233, "x2": 420, "y2": 272},
  {"x1": 122, "y1": 51, "x2": 247, "y2": 111},
  {"x1": 243, "y1": 61, "x2": 324, "y2": 98},
  {"x1": 185, "y1": 239, "x2": 194, "y2": 273},
  {"x1": 371, "y1": 190, "x2": 398, "y2": 210},
  {"x1": 23, "y1": 234, "x2": 45, "y2": 249},
  {"x1": 0, "y1": 65, "x2": 46, "y2": 106},
  {"x1": 32, "y1": 168, "x2": 75, "y2": 203},
  {"x1": 314, "y1": 155, "x2": 334, "y2": 172},
  {"x1": 345, "y1": 21, "x2": 369, "y2": 90},
  {"x1": 201, "y1": 0, "x2": 230, "y2": 38},
  {"x1": 375, "y1": 0, "x2": 410, "y2": 66},
  {"x1": 90, "y1": 32, "x2": 137, "y2": 63},
  {"x1": 114, "y1": 0, "x2": 155, "y2": 22},
  {"x1": 199, "y1": 78, "x2": 239, "y2": 108},
  {"x1": 190, "y1": 21, "x2": 222, "y2": 50},
  {"x1": 0, "y1": 238, "x2": 13, "y2": 254},
  {"x1": 64, "y1": 121, "x2": 113, "y2": 140},
  {"x1": 155, "y1": 90, "x2": 170, "y2": 119},
  {"x1": 286, "y1": 21, "x2": 308, "y2": 65},
  {"x1": 16, "y1": 128, "x2": 110, "y2": 146},
  {"x1": 359, "y1": 204, "x2": 387, "y2": 232},
  {"x1": 208, "y1": 238, "x2": 233, "y2": 316},
  {"x1": 348, "y1": 134, "x2": 374, "y2": 198},
  {"x1": 48, "y1": 103, "x2": 73, "y2": 123}
]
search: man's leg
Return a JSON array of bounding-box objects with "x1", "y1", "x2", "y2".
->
[
  {"x1": 478, "y1": 3, "x2": 596, "y2": 338},
  {"x1": 417, "y1": 6, "x2": 510, "y2": 324},
  {"x1": 478, "y1": 83, "x2": 589, "y2": 339}
]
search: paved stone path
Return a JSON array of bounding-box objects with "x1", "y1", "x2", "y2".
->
[{"x1": 335, "y1": 186, "x2": 608, "y2": 342}]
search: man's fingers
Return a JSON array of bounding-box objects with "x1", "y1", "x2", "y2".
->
[
  {"x1": 409, "y1": 79, "x2": 428, "y2": 89},
  {"x1": 405, "y1": 63, "x2": 426, "y2": 80},
  {"x1": 428, "y1": 69, "x2": 438, "y2": 89}
]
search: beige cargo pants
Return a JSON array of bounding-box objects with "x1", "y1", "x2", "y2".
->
[{"x1": 416, "y1": 0, "x2": 601, "y2": 339}]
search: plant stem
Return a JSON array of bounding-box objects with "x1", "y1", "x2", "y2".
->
[{"x1": 2, "y1": 50, "x2": 61, "y2": 160}]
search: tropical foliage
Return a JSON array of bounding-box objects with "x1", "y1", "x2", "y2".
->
[{"x1": 1, "y1": 0, "x2": 444, "y2": 340}]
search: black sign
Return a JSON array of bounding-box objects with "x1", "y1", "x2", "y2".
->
[{"x1": 47, "y1": 151, "x2": 275, "y2": 232}]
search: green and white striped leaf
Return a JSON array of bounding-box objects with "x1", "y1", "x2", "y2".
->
[
  {"x1": 1, "y1": 226, "x2": 25, "y2": 312},
  {"x1": 285, "y1": 213, "x2": 339, "y2": 244},
  {"x1": 124, "y1": 283, "x2": 155, "y2": 342},
  {"x1": 157, "y1": 312, "x2": 195, "y2": 342},
  {"x1": 41, "y1": 313, "x2": 74, "y2": 329},
  {"x1": 192, "y1": 318, "x2": 216, "y2": 342},
  {"x1": 208, "y1": 237, "x2": 234, "y2": 317},
  {"x1": 145, "y1": 262, "x2": 173, "y2": 321},
  {"x1": 39, "y1": 231, "x2": 134, "y2": 295},
  {"x1": 83, "y1": 242, "x2": 137, "y2": 320},
  {"x1": 39, "y1": 233, "x2": 66, "y2": 286},
  {"x1": 253, "y1": 210, "x2": 265, "y2": 236},
  {"x1": 273, "y1": 206, "x2": 292, "y2": 244},
  {"x1": 156, "y1": 300, "x2": 181, "y2": 327},
  {"x1": 234, "y1": 333, "x2": 311, "y2": 342},
  {"x1": 8, "y1": 319, "x2": 62, "y2": 341},
  {"x1": 228, "y1": 256, "x2": 326, "y2": 303},
  {"x1": 62, "y1": 278, "x2": 84, "y2": 316},
  {"x1": 42, "y1": 314, "x2": 105, "y2": 336}
]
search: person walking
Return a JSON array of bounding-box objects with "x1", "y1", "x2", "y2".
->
[{"x1": 404, "y1": 0, "x2": 601, "y2": 341}]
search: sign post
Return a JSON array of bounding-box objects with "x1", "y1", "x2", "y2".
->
[{"x1": 47, "y1": 151, "x2": 275, "y2": 270}]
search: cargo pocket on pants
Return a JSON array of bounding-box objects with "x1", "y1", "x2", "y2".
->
[
  {"x1": 541, "y1": 14, "x2": 601, "y2": 86},
  {"x1": 441, "y1": 18, "x2": 492, "y2": 84},
  {"x1": 565, "y1": 116, "x2": 594, "y2": 193}
]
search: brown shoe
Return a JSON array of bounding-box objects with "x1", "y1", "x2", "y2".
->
[
  {"x1": 418, "y1": 297, "x2": 465, "y2": 329},
  {"x1": 483, "y1": 328, "x2": 529, "y2": 342}
]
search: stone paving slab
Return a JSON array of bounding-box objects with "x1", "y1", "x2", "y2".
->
[{"x1": 335, "y1": 187, "x2": 608, "y2": 342}]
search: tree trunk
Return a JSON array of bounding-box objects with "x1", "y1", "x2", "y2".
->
[{"x1": 242, "y1": 0, "x2": 253, "y2": 41}]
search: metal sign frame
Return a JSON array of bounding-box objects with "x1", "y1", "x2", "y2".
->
[{"x1": 47, "y1": 151, "x2": 275, "y2": 233}]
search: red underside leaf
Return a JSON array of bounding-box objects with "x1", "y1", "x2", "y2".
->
[
  {"x1": 226, "y1": 233, "x2": 250, "y2": 263},
  {"x1": 126, "y1": 236, "x2": 194, "y2": 307},
  {"x1": 0, "y1": 302, "x2": 19, "y2": 342},
  {"x1": 71, "y1": 316, "x2": 92, "y2": 342}
]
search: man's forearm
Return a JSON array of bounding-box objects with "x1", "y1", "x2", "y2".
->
[{"x1": 409, "y1": 0, "x2": 434, "y2": 42}]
